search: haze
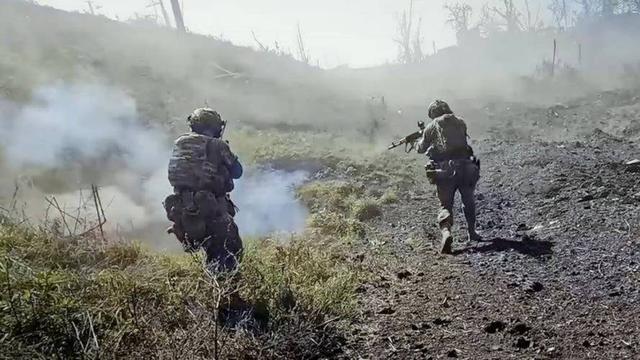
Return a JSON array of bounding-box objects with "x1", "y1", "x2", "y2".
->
[{"x1": 34, "y1": 0, "x2": 490, "y2": 68}]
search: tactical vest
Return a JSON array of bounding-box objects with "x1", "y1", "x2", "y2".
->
[{"x1": 168, "y1": 133, "x2": 226, "y2": 193}]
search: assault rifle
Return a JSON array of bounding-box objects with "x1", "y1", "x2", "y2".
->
[{"x1": 387, "y1": 121, "x2": 425, "y2": 153}]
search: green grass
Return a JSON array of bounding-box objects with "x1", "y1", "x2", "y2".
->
[
  {"x1": 0, "y1": 218, "x2": 360, "y2": 359},
  {"x1": 298, "y1": 180, "x2": 383, "y2": 239}
]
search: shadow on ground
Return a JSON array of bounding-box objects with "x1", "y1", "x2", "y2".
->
[{"x1": 454, "y1": 237, "x2": 554, "y2": 257}]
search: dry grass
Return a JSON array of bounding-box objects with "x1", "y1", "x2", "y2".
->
[{"x1": 0, "y1": 217, "x2": 360, "y2": 359}]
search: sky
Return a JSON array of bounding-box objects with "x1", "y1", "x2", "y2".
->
[{"x1": 35, "y1": 0, "x2": 490, "y2": 68}]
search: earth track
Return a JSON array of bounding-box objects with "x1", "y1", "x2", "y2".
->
[{"x1": 341, "y1": 102, "x2": 640, "y2": 359}]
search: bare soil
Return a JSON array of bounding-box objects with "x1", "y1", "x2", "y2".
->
[{"x1": 338, "y1": 91, "x2": 640, "y2": 359}]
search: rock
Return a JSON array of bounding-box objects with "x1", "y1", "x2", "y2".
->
[
  {"x1": 509, "y1": 323, "x2": 532, "y2": 335},
  {"x1": 608, "y1": 290, "x2": 622, "y2": 297},
  {"x1": 485, "y1": 320, "x2": 507, "y2": 333},
  {"x1": 514, "y1": 337, "x2": 532, "y2": 349},
  {"x1": 578, "y1": 194, "x2": 594, "y2": 202},
  {"x1": 433, "y1": 317, "x2": 452, "y2": 326},
  {"x1": 378, "y1": 307, "x2": 395, "y2": 315},
  {"x1": 626, "y1": 159, "x2": 640, "y2": 173},
  {"x1": 525, "y1": 281, "x2": 544, "y2": 293},
  {"x1": 397, "y1": 270, "x2": 412, "y2": 280}
]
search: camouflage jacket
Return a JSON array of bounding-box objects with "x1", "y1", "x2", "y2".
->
[{"x1": 416, "y1": 114, "x2": 473, "y2": 161}]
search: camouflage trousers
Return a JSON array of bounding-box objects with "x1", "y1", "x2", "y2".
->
[
  {"x1": 164, "y1": 190, "x2": 243, "y2": 272},
  {"x1": 433, "y1": 159, "x2": 480, "y2": 234}
]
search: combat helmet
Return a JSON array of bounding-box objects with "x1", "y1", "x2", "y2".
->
[
  {"x1": 187, "y1": 108, "x2": 226, "y2": 136},
  {"x1": 427, "y1": 100, "x2": 453, "y2": 119}
]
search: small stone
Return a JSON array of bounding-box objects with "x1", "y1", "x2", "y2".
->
[
  {"x1": 491, "y1": 345, "x2": 503, "y2": 351},
  {"x1": 515, "y1": 337, "x2": 531, "y2": 349},
  {"x1": 509, "y1": 323, "x2": 532, "y2": 335},
  {"x1": 378, "y1": 307, "x2": 395, "y2": 315},
  {"x1": 578, "y1": 194, "x2": 594, "y2": 202},
  {"x1": 485, "y1": 320, "x2": 507, "y2": 333},
  {"x1": 525, "y1": 281, "x2": 544, "y2": 293},
  {"x1": 397, "y1": 270, "x2": 412, "y2": 280},
  {"x1": 433, "y1": 317, "x2": 451, "y2": 326}
]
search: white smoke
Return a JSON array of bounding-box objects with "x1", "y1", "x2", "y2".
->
[
  {"x1": 0, "y1": 83, "x2": 169, "y2": 172},
  {"x1": 0, "y1": 83, "x2": 309, "y2": 246},
  {"x1": 234, "y1": 169, "x2": 309, "y2": 237}
]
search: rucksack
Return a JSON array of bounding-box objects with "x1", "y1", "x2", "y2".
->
[{"x1": 168, "y1": 133, "x2": 225, "y2": 192}]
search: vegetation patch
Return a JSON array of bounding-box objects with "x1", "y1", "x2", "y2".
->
[{"x1": 0, "y1": 219, "x2": 359, "y2": 359}]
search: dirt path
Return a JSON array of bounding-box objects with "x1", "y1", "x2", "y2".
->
[{"x1": 342, "y1": 130, "x2": 640, "y2": 359}]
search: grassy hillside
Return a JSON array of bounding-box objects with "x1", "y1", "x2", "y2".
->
[{"x1": 0, "y1": 0, "x2": 372, "y2": 133}]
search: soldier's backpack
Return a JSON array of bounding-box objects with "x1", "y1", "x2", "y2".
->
[{"x1": 168, "y1": 133, "x2": 225, "y2": 192}]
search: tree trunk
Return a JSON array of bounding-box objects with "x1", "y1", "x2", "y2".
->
[{"x1": 169, "y1": 0, "x2": 186, "y2": 32}]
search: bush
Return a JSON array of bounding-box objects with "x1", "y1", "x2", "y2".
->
[
  {"x1": 298, "y1": 180, "x2": 382, "y2": 237},
  {"x1": 350, "y1": 198, "x2": 382, "y2": 221},
  {"x1": 379, "y1": 189, "x2": 399, "y2": 204}
]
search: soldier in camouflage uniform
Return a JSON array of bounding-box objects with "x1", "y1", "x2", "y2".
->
[
  {"x1": 164, "y1": 108, "x2": 243, "y2": 272},
  {"x1": 417, "y1": 100, "x2": 481, "y2": 254}
]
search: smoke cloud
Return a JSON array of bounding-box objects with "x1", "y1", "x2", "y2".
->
[
  {"x1": 234, "y1": 169, "x2": 309, "y2": 237},
  {"x1": 0, "y1": 84, "x2": 309, "y2": 247}
]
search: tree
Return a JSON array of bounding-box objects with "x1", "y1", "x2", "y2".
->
[
  {"x1": 394, "y1": 0, "x2": 426, "y2": 64},
  {"x1": 295, "y1": 23, "x2": 311, "y2": 65},
  {"x1": 444, "y1": 2, "x2": 474, "y2": 43},
  {"x1": 169, "y1": 0, "x2": 186, "y2": 32},
  {"x1": 491, "y1": 0, "x2": 523, "y2": 32},
  {"x1": 549, "y1": 0, "x2": 572, "y2": 29},
  {"x1": 478, "y1": 3, "x2": 501, "y2": 36},
  {"x1": 523, "y1": 0, "x2": 544, "y2": 31},
  {"x1": 600, "y1": 0, "x2": 619, "y2": 15}
]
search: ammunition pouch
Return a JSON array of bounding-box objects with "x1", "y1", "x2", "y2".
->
[
  {"x1": 164, "y1": 190, "x2": 232, "y2": 252},
  {"x1": 425, "y1": 156, "x2": 480, "y2": 186},
  {"x1": 425, "y1": 161, "x2": 438, "y2": 185}
]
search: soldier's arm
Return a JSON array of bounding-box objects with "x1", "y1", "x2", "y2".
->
[
  {"x1": 416, "y1": 122, "x2": 436, "y2": 154},
  {"x1": 459, "y1": 116, "x2": 470, "y2": 138},
  {"x1": 209, "y1": 139, "x2": 243, "y2": 179},
  {"x1": 229, "y1": 158, "x2": 243, "y2": 179}
]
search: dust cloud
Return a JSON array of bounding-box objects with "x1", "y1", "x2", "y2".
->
[{"x1": 0, "y1": 83, "x2": 310, "y2": 246}]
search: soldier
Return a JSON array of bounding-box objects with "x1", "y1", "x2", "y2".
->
[
  {"x1": 417, "y1": 100, "x2": 481, "y2": 254},
  {"x1": 163, "y1": 108, "x2": 243, "y2": 272}
]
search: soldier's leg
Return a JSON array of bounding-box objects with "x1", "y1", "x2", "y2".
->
[
  {"x1": 460, "y1": 161, "x2": 482, "y2": 242},
  {"x1": 460, "y1": 186, "x2": 481, "y2": 242},
  {"x1": 202, "y1": 217, "x2": 243, "y2": 273},
  {"x1": 436, "y1": 183, "x2": 456, "y2": 254}
]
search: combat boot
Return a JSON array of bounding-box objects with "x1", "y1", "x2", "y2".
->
[
  {"x1": 468, "y1": 228, "x2": 482, "y2": 243},
  {"x1": 440, "y1": 228, "x2": 453, "y2": 254}
]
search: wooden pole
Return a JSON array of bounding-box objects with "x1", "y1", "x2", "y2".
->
[
  {"x1": 170, "y1": 0, "x2": 186, "y2": 32},
  {"x1": 551, "y1": 39, "x2": 557, "y2": 77},
  {"x1": 578, "y1": 43, "x2": 582, "y2": 66}
]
